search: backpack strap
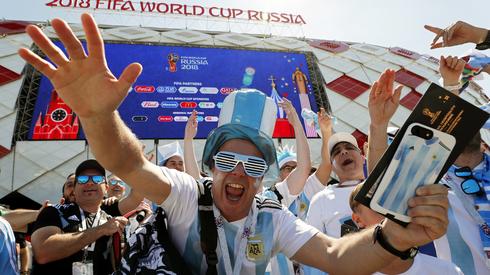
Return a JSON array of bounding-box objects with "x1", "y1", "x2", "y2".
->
[{"x1": 198, "y1": 178, "x2": 218, "y2": 275}]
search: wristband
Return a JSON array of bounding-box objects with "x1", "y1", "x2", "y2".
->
[
  {"x1": 373, "y1": 224, "x2": 418, "y2": 260},
  {"x1": 443, "y1": 83, "x2": 462, "y2": 91},
  {"x1": 476, "y1": 30, "x2": 490, "y2": 50}
]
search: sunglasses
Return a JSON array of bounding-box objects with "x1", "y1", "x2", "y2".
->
[
  {"x1": 76, "y1": 175, "x2": 106, "y2": 184},
  {"x1": 454, "y1": 167, "x2": 483, "y2": 195},
  {"x1": 109, "y1": 179, "x2": 125, "y2": 186},
  {"x1": 213, "y1": 151, "x2": 268, "y2": 178}
]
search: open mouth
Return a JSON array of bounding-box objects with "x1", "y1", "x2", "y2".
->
[
  {"x1": 342, "y1": 159, "x2": 354, "y2": 166},
  {"x1": 225, "y1": 183, "x2": 244, "y2": 201}
]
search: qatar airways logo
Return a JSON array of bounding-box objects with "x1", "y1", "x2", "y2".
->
[
  {"x1": 134, "y1": 85, "x2": 155, "y2": 93},
  {"x1": 220, "y1": 87, "x2": 237, "y2": 95}
]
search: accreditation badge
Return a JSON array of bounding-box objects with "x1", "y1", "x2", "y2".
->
[
  {"x1": 246, "y1": 235, "x2": 264, "y2": 261},
  {"x1": 72, "y1": 261, "x2": 93, "y2": 275}
]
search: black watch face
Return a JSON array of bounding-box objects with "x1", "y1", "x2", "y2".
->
[{"x1": 51, "y1": 108, "x2": 67, "y2": 122}]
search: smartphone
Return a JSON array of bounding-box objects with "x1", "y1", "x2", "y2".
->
[{"x1": 370, "y1": 123, "x2": 455, "y2": 223}]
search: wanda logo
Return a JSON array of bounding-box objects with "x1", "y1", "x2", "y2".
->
[{"x1": 134, "y1": 86, "x2": 155, "y2": 93}]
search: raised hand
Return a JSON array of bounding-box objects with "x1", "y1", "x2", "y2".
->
[
  {"x1": 278, "y1": 97, "x2": 300, "y2": 126},
  {"x1": 317, "y1": 107, "x2": 332, "y2": 137},
  {"x1": 18, "y1": 13, "x2": 142, "y2": 119},
  {"x1": 368, "y1": 69, "x2": 402, "y2": 128},
  {"x1": 439, "y1": 55, "x2": 466, "y2": 87},
  {"x1": 184, "y1": 109, "x2": 198, "y2": 140},
  {"x1": 424, "y1": 21, "x2": 488, "y2": 49}
]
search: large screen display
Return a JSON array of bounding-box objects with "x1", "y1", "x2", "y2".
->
[{"x1": 29, "y1": 42, "x2": 319, "y2": 140}]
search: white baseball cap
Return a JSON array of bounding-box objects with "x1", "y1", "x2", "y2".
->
[{"x1": 328, "y1": 132, "x2": 359, "y2": 153}]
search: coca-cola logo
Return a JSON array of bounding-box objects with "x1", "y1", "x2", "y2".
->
[
  {"x1": 134, "y1": 86, "x2": 155, "y2": 93},
  {"x1": 158, "y1": 116, "x2": 173, "y2": 122}
]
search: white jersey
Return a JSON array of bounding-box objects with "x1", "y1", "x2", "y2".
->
[
  {"x1": 159, "y1": 167, "x2": 319, "y2": 275},
  {"x1": 263, "y1": 174, "x2": 326, "y2": 275},
  {"x1": 374, "y1": 254, "x2": 463, "y2": 275},
  {"x1": 306, "y1": 181, "x2": 360, "y2": 238}
]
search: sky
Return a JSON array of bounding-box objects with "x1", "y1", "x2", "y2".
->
[{"x1": 2, "y1": 0, "x2": 489, "y2": 91}]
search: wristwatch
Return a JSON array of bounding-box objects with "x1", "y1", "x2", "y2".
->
[
  {"x1": 476, "y1": 30, "x2": 490, "y2": 50},
  {"x1": 373, "y1": 224, "x2": 418, "y2": 260}
]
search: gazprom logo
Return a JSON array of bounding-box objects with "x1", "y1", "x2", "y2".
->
[
  {"x1": 157, "y1": 86, "x2": 177, "y2": 93},
  {"x1": 160, "y1": 101, "x2": 179, "y2": 108}
]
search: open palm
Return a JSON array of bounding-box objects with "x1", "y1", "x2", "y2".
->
[
  {"x1": 368, "y1": 70, "x2": 402, "y2": 127},
  {"x1": 18, "y1": 14, "x2": 142, "y2": 119}
]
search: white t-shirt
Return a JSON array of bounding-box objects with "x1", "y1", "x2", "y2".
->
[
  {"x1": 306, "y1": 181, "x2": 360, "y2": 238},
  {"x1": 263, "y1": 174, "x2": 326, "y2": 275},
  {"x1": 159, "y1": 167, "x2": 319, "y2": 275},
  {"x1": 374, "y1": 254, "x2": 463, "y2": 275},
  {"x1": 434, "y1": 165, "x2": 489, "y2": 275}
]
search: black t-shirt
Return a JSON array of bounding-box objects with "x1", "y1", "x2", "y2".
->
[{"x1": 31, "y1": 203, "x2": 115, "y2": 275}]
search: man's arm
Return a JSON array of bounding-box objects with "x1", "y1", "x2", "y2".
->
[
  {"x1": 312, "y1": 108, "x2": 333, "y2": 184},
  {"x1": 2, "y1": 200, "x2": 49, "y2": 232},
  {"x1": 117, "y1": 189, "x2": 145, "y2": 215},
  {"x1": 183, "y1": 110, "x2": 202, "y2": 180},
  {"x1": 31, "y1": 216, "x2": 127, "y2": 264},
  {"x1": 293, "y1": 184, "x2": 448, "y2": 274},
  {"x1": 18, "y1": 14, "x2": 171, "y2": 204},
  {"x1": 367, "y1": 70, "x2": 402, "y2": 173},
  {"x1": 279, "y1": 98, "x2": 311, "y2": 195},
  {"x1": 424, "y1": 21, "x2": 488, "y2": 49}
]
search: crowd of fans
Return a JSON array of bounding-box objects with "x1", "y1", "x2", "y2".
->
[{"x1": 0, "y1": 16, "x2": 489, "y2": 274}]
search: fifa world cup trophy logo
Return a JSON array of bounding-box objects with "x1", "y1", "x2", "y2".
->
[{"x1": 167, "y1": 53, "x2": 179, "y2": 73}]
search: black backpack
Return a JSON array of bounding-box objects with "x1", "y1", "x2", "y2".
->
[{"x1": 115, "y1": 207, "x2": 191, "y2": 275}]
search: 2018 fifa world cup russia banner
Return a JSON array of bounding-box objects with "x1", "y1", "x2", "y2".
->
[{"x1": 28, "y1": 42, "x2": 319, "y2": 140}]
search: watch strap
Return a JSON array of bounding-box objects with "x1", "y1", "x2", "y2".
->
[
  {"x1": 476, "y1": 30, "x2": 490, "y2": 50},
  {"x1": 373, "y1": 224, "x2": 418, "y2": 260}
]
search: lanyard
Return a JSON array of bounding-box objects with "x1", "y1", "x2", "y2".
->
[
  {"x1": 212, "y1": 199, "x2": 258, "y2": 275},
  {"x1": 443, "y1": 155, "x2": 490, "y2": 226},
  {"x1": 79, "y1": 207, "x2": 102, "y2": 252}
]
